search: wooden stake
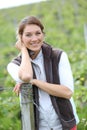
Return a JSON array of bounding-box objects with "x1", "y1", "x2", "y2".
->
[{"x1": 20, "y1": 83, "x2": 35, "y2": 130}]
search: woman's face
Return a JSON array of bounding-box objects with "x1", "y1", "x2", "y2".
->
[{"x1": 21, "y1": 24, "x2": 44, "y2": 53}]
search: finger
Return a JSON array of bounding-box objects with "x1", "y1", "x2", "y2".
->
[
  {"x1": 13, "y1": 87, "x2": 19, "y2": 96},
  {"x1": 13, "y1": 84, "x2": 21, "y2": 93},
  {"x1": 13, "y1": 84, "x2": 19, "y2": 92}
]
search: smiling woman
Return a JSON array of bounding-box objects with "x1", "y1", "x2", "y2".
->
[
  {"x1": 7, "y1": 16, "x2": 79, "y2": 130},
  {"x1": 0, "y1": 0, "x2": 46, "y2": 9}
]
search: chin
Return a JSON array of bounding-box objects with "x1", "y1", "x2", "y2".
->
[{"x1": 31, "y1": 46, "x2": 41, "y2": 52}]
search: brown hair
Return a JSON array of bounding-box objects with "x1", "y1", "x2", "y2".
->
[{"x1": 17, "y1": 16, "x2": 44, "y2": 36}]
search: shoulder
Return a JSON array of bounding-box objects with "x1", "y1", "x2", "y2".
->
[
  {"x1": 59, "y1": 51, "x2": 71, "y2": 69},
  {"x1": 51, "y1": 48, "x2": 63, "y2": 63},
  {"x1": 11, "y1": 54, "x2": 22, "y2": 66},
  {"x1": 52, "y1": 48, "x2": 63, "y2": 56},
  {"x1": 51, "y1": 48, "x2": 70, "y2": 66},
  {"x1": 60, "y1": 51, "x2": 69, "y2": 62}
]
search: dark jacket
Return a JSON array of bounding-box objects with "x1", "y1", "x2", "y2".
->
[{"x1": 12, "y1": 42, "x2": 76, "y2": 130}]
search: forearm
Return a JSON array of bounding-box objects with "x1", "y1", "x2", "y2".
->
[
  {"x1": 18, "y1": 47, "x2": 33, "y2": 82},
  {"x1": 30, "y1": 79, "x2": 73, "y2": 99}
]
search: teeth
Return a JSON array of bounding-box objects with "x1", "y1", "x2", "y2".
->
[
  {"x1": 31, "y1": 43, "x2": 36, "y2": 45},
  {"x1": 31, "y1": 43, "x2": 38, "y2": 45}
]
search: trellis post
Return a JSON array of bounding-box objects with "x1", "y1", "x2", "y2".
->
[
  {"x1": 19, "y1": 83, "x2": 35, "y2": 130},
  {"x1": 84, "y1": 23, "x2": 87, "y2": 52}
]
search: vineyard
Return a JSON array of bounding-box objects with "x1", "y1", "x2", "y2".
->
[{"x1": 0, "y1": 0, "x2": 87, "y2": 129}]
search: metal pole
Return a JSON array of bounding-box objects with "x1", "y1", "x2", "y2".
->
[{"x1": 19, "y1": 83, "x2": 35, "y2": 130}]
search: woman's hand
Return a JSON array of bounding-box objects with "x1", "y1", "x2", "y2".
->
[
  {"x1": 15, "y1": 35, "x2": 26, "y2": 51},
  {"x1": 13, "y1": 83, "x2": 22, "y2": 95},
  {"x1": 15, "y1": 39, "x2": 25, "y2": 51}
]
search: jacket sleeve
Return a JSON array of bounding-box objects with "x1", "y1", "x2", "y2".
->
[
  {"x1": 59, "y1": 52, "x2": 74, "y2": 92},
  {"x1": 7, "y1": 62, "x2": 23, "y2": 83}
]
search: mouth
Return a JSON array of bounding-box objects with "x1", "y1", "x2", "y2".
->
[
  {"x1": 30, "y1": 42, "x2": 37, "y2": 44},
  {"x1": 30, "y1": 42, "x2": 39, "y2": 47}
]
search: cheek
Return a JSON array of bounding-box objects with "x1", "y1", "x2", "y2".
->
[
  {"x1": 24, "y1": 41, "x2": 30, "y2": 48},
  {"x1": 22, "y1": 36, "x2": 30, "y2": 43},
  {"x1": 41, "y1": 35, "x2": 44, "y2": 41}
]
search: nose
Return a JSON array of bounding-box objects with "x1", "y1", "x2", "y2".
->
[{"x1": 31, "y1": 35, "x2": 37, "y2": 42}]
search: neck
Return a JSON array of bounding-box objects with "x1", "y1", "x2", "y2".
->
[{"x1": 30, "y1": 50, "x2": 40, "y2": 59}]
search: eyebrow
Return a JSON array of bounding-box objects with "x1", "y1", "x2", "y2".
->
[{"x1": 24, "y1": 30, "x2": 42, "y2": 33}]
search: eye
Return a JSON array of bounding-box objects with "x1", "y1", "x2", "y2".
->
[
  {"x1": 26, "y1": 33, "x2": 32, "y2": 37},
  {"x1": 36, "y1": 31, "x2": 41, "y2": 35}
]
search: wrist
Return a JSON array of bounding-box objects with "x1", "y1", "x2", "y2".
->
[
  {"x1": 29, "y1": 79, "x2": 35, "y2": 85},
  {"x1": 21, "y1": 46, "x2": 27, "y2": 52},
  {"x1": 21, "y1": 47, "x2": 30, "y2": 56}
]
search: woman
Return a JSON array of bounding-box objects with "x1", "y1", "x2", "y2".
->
[{"x1": 7, "y1": 16, "x2": 79, "y2": 130}]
